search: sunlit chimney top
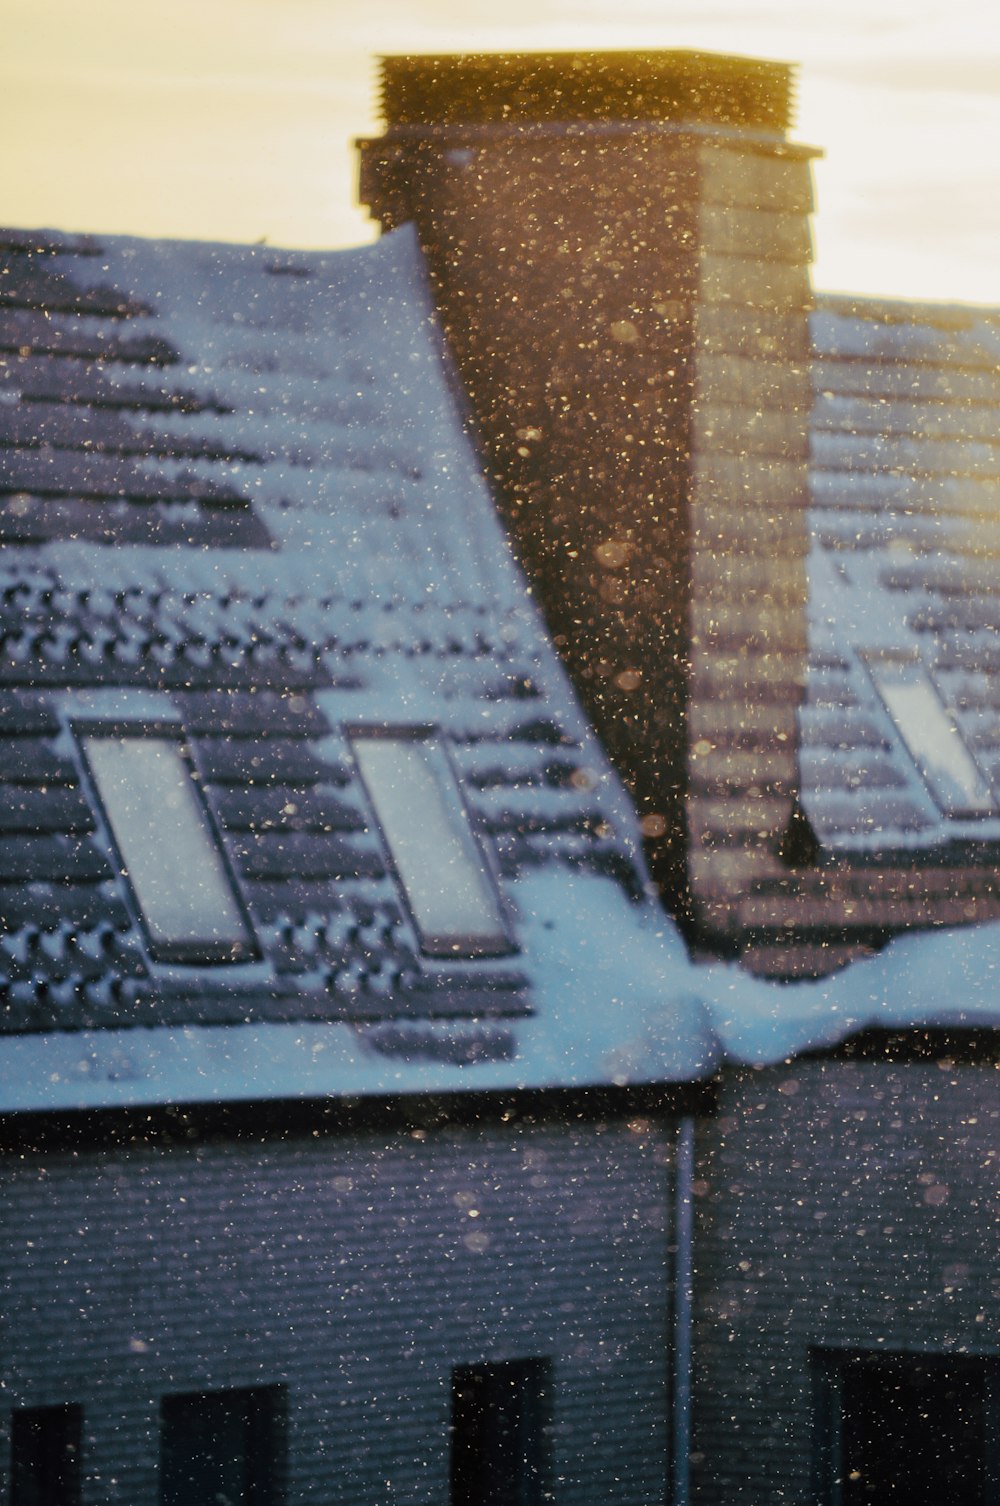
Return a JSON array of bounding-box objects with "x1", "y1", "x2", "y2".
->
[{"x1": 376, "y1": 50, "x2": 796, "y2": 134}]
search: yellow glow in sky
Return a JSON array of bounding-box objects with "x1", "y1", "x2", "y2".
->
[{"x1": 4, "y1": 0, "x2": 999, "y2": 303}]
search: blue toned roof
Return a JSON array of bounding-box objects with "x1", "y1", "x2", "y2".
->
[
  {"x1": 803, "y1": 294, "x2": 1000, "y2": 854},
  {"x1": 0, "y1": 224, "x2": 709, "y2": 1109}
]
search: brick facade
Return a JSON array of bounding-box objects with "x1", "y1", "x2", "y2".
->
[
  {"x1": 1, "y1": 1113, "x2": 674, "y2": 1506},
  {"x1": 690, "y1": 1055, "x2": 1000, "y2": 1504},
  {"x1": 358, "y1": 55, "x2": 818, "y2": 943}
]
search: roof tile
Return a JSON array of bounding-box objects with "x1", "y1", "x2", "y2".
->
[
  {"x1": 0, "y1": 224, "x2": 668, "y2": 1079},
  {"x1": 803, "y1": 293, "x2": 1000, "y2": 854}
]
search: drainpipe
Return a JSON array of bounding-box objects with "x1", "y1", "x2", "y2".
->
[{"x1": 672, "y1": 1115, "x2": 695, "y2": 1506}]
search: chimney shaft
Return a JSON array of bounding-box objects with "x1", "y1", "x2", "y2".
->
[{"x1": 358, "y1": 51, "x2": 818, "y2": 945}]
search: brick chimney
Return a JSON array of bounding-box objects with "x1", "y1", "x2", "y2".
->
[{"x1": 358, "y1": 51, "x2": 818, "y2": 953}]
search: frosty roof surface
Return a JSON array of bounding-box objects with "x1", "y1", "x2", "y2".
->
[
  {"x1": 803, "y1": 293, "x2": 1000, "y2": 854},
  {"x1": 4, "y1": 228, "x2": 1000, "y2": 1107},
  {"x1": 0, "y1": 223, "x2": 710, "y2": 1108}
]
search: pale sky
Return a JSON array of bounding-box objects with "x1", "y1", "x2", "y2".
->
[{"x1": 4, "y1": 0, "x2": 999, "y2": 303}]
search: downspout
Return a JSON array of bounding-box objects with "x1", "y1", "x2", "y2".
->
[{"x1": 672, "y1": 1115, "x2": 695, "y2": 1506}]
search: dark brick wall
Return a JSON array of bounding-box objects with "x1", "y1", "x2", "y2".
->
[
  {"x1": 361, "y1": 126, "x2": 702, "y2": 907},
  {"x1": 1, "y1": 1114, "x2": 673, "y2": 1506},
  {"x1": 690, "y1": 1057, "x2": 1000, "y2": 1504},
  {"x1": 359, "y1": 112, "x2": 817, "y2": 947}
]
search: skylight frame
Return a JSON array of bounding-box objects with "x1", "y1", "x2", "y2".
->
[
  {"x1": 76, "y1": 722, "x2": 259, "y2": 967},
  {"x1": 350, "y1": 726, "x2": 515, "y2": 959},
  {"x1": 863, "y1": 652, "x2": 995, "y2": 820}
]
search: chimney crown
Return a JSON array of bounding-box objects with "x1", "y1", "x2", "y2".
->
[{"x1": 377, "y1": 50, "x2": 796, "y2": 135}]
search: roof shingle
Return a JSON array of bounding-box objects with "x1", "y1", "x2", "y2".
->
[
  {"x1": 804, "y1": 293, "x2": 1000, "y2": 854},
  {"x1": 0, "y1": 223, "x2": 702, "y2": 1102}
]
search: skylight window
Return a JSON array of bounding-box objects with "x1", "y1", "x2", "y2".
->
[
  {"x1": 82, "y1": 734, "x2": 256, "y2": 964},
  {"x1": 351, "y1": 732, "x2": 512, "y2": 957},
  {"x1": 866, "y1": 656, "x2": 994, "y2": 818}
]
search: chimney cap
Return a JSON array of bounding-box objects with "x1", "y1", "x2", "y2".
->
[{"x1": 377, "y1": 49, "x2": 796, "y2": 134}]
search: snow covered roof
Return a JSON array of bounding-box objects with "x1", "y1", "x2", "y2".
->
[
  {"x1": 5, "y1": 226, "x2": 1000, "y2": 1113},
  {"x1": 804, "y1": 293, "x2": 1000, "y2": 854},
  {"x1": 11, "y1": 860, "x2": 1000, "y2": 1109},
  {"x1": 0, "y1": 223, "x2": 711, "y2": 1110},
  {"x1": 721, "y1": 292, "x2": 1000, "y2": 978}
]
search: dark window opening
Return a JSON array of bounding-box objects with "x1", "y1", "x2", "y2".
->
[
  {"x1": 814, "y1": 1350, "x2": 1000, "y2": 1506},
  {"x1": 10, "y1": 1404, "x2": 82, "y2": 1506},
  {"x1": 159, "y1": 1386, "x2": 283, "y2": 1506},
  {"x1": 451, "y1": 1358, "x2": 550, "y2": 1506}
]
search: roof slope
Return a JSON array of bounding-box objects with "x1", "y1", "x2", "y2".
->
[
  {"x1": 0, "y1": 224, "x2": 708, "y2": 1110},
  {"x1": 805, "y1": 294, "x2": 1000, "y2": 853},
  {"x1": 710, "y1": 293, "x2": 1000, "y2": 977}
]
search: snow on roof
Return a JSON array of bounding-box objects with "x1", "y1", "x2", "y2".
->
[
  {"x1": 803, "y1": 294, "x2": 1000, "y2": 854},
  {"x1": 0, "y1": 870, "x2": 718, "y2": 1112},
  {"x1": 4, "y1": 232, "x2": 1000, "y2": 1116},
  {"x1": 1, "y1": 223, "x2": 718, "y2": 1109},
  {"x1": 7, "y1": 865, "x2": 1000, "y2": 1111},
  {"x1": 699, "y1": 914, "x2": 1000, "y2": 1066}
]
